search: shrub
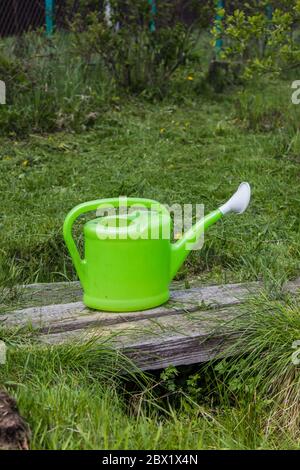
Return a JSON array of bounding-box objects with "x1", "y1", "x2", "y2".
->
[
  {"x1": 0, "y1": 51, "x2": 30, "y2": 101},
  {"x1": 71, "y1": 0, "x2": 204, "y2": 98},
  {"x1": 212, "y1": 0, "x2": 300, "y2": 81}
]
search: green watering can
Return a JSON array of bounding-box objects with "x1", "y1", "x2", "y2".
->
[{"x1": 63, "y1": 183, "x2": 251, "y2": 312}]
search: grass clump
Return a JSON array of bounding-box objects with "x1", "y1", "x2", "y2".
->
[
  {"x1": 211, "y1": 296, "x2": 300, "y2": 439},
  {"x1": 0, "y1": 32, "x2": 115, "y2": 136},
  {"x1": 1, "y1": 332, "x2": 299, "y2": 450}
]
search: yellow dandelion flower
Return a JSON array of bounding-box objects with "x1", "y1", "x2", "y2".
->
[{"x1": 187, "y1": 75, "x2": 194, "y2": 81}]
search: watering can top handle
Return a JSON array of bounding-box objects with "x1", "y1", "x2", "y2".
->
[
  {"x1": 63, "y1": 197, "x2": 169, "y2": 234},
  {"x1": 63, "y1": 197, "x2": 170, "y2": 267}
]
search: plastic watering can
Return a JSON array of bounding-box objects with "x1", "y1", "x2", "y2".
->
[{"x1": 63, "y1": 182, "x2": 251, "y2": 312}]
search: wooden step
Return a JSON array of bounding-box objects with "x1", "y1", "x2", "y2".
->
[{"x1": 1, "y1": 278, "x2": 299, "y2": 370}]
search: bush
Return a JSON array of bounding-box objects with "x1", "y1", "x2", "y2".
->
[
  {"x1": 0, "y1": 1, "x2": 210, "y2": 135},
  {"x1": 60, "y1": 0, "x2": 215, "y2": 30},
  {"x1": 0, "y1": 51, "x2": 30, "y2": 101},
  {"x1": 71, "y1": 0, "x2": 204, "y2": 98},
  {"x1": 212, "y1": 0, "x2": 300, "y2": 81}
]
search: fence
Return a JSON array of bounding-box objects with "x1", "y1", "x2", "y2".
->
[
  {"x1": 0, "y1": 1, "x2": 213, "y2": 38},
  {"x1": 0, "y1": 0, "x2": 45, "y2": 37},
  {"x1": 0, "y1": 1, "x2": 269, "y2": 39}
]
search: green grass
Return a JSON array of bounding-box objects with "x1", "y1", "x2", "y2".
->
[
  {"x1": 1, "y1": 67, "x2": 300, "y2": 448},
  {"x1": 214, "y1": 295, "x2": 300, "y2": 438},
  {"x1": 0, "y1": 80, "x2": 299, "y2": 287},
  {"x1": 0, "y1": 337, "x2": 298, "y2": 450}
]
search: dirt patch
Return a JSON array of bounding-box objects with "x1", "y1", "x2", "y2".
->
[{"x1": 0, "y1": 391, "x2": 30, "y2": 450}]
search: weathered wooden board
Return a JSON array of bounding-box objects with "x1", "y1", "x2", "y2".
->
[
  {"x1": 40, "y1": 305, "x2": 242, "y2": 369},
  {"x1": 2, "y1": 281, "x2": 260, "y2": 332},
  {"x1": 0, "y1": 278, "x2": 257, "y2": 310},
  {"x1": 1, "y1": 278, "x2": 299, "y2": 370}
]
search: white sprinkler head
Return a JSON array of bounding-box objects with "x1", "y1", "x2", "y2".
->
[{"x1": 219, "y1": 182, "x2": 251, "y2": 215}]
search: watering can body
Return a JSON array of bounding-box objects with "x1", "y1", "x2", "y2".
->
[
  {"x1": 64, "y1": 198, "x2": 176, "y2": 311},
  {"x1": 83, "y1": 236, "x2": 171, "y2": 311},
  {"x1": 63, "y1": 184, "x2": 251, "y2": 312},
  {"x1": 82, "y1": 205, "x2": 173, "y2": 311}
]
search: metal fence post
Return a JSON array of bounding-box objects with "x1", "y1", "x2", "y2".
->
[
  {"x1": 149, "y1": 0, "x2": 157, "y2": 32},
  {"x1": 45, "y1": 0, "x2": 54, "y2": 36},
  {"x1": 266, "y1": 4, "x2": 273, "y2": 21},
  {"x1": 215, "y1": 0, "x2": 224, "y2": 58}
]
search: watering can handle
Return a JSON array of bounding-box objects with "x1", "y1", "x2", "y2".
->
[{"x1": 63, "y1": 197, "x2": 169, "y2": 282}]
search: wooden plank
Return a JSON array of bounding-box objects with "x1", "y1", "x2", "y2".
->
[
  {"x1": 0, "y1": 278, "x2": 258, "y2": 310},
  {"x1": 0, "y1": 278, "x2": 299, "y2": 371},
  {"x1": 170, "y1": 281, "x2": 259, "y2": 305},
  {"x1": 284, "y1": 278, "x2": 300, "y2": 295},
  {"x1": 1, "y1": 280, "x2": 192, "y2": 310},
  {"x1": 39, "y1": 306, "x2": 242, "y2": 370},
  {"x1": 5, "y1": 277, "x2": 300, "y2": 309},
  {"x1": 2, "y1": 278, "x2": 299, "y2": 334},
  {"x1": 2, "y1": 281, "x2": 260, "y2": 332},
  {"x1": 0, "y1": 281, "x2": 83, "y2": 311}
]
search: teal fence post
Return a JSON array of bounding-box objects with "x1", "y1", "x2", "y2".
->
[
  {"x1": 45, "y1": 0, "x2": 54, "y2": 36},
  {"x1": 148, "y1": 0, "x2": 157, "y2": 32},
  {"x1": 266, "y1": 4, "x2": 273, "y2": 21},
  {"x1": 215, "y1": 0, "x2": 224, "y2": 58}
]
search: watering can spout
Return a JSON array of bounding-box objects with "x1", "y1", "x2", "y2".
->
[
  {"x1": 169, "y1": 182, "x2": 251, "y2": 280},
  {"x1": 218, "y1": 182, "x2": 251, "y2": 216}
]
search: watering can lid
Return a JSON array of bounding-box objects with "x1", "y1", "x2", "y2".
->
[{"x1": 84, "y1": 209, "x2": 171, "y2": 239}]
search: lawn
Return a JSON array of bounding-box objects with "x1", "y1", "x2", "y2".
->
[{"x1": 0, "y1": 76, "x2": 300, "y2": 449}]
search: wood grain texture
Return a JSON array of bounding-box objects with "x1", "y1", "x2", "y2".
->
[
  {"x1": 1, "y1": 278, "x2": 299, "y2": 370},
  {"x1": 39, "y1": 306, "x2": 243, "y2": 369},
  {"x1": 2, "y1": 281, "x2": 259, "y2": 332}
]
